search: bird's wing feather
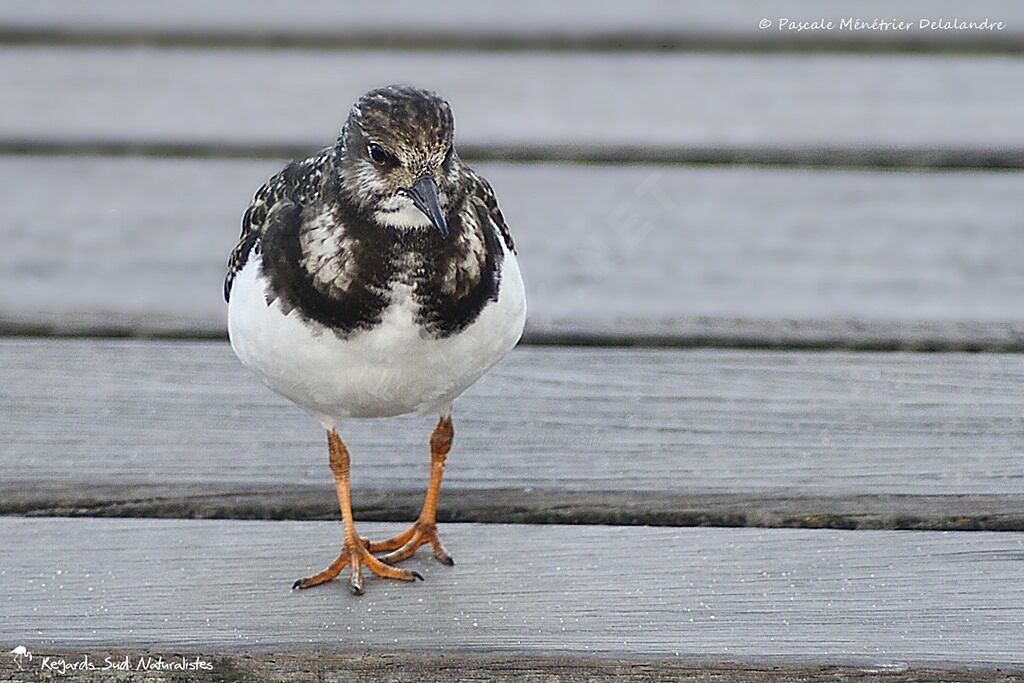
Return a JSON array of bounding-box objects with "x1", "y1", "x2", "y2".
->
[
  {"x1": 224, "y1": 148, "x2": 332, "y2": 302},
  {"x1": 464, "y1": 167, "x2": 516, "y2": 254}
]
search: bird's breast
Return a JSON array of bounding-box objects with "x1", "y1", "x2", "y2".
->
[{"x1": 227, "y1": 247, "x2": 523, "y2": 425}]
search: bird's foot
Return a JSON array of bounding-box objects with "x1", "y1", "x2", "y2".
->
[
  {"x1": 369, "y1": 521, "x2": 454, "y2": 566},
  {"x1": 292, "y1": 535, "x2": 423, "y2": 595}
]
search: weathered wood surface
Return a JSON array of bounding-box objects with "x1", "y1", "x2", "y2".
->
[
  {"x1": 3, "y1": 340, "x2": 1022, "y2": 528},
  {"x1": 2, "y1": 0, "x2": 1021, "y2": 52},
  {"x1": 2, "y1": 518, "x2": 1023, "y2": 666},
  {"x1": 2, "y1": 654, "x2": 1018, "y2": 683},
  {"x1": 4, "y1": 157, "x2": 1023, "y2": 349},
  {"x1": 3, "y1": 48, "x2": 1023, "y2": 161}
]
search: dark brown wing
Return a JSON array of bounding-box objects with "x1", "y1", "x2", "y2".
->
[
  {"x1": 463, "y1": 167, "x2": 516, "y2": 254},
  {"x1": 224, "y1": 148, "x2": 333, "y2": 302}
]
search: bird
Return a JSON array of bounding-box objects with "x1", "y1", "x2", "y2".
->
[{"x1": 224, "y1": 85, "x2": 526, "y2": 595}]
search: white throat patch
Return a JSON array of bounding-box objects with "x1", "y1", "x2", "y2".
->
[{"x1": 374, "y1": 196, "x2": 434, "y2": 230}]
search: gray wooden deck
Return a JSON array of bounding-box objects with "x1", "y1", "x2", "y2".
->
[
  {"x1": 1, "y1": 3, "x2": 1022, "y2": 681},
  {"x1": 3, "y1": 0, "x2": 1023, "y2": 51},
  {"x1": 2, "y1": 339, "x2": 1023, "y2": 530},
  {"x1": 4, "y1": 47, "x2": 1024, "y2": 167},
  {"x1": 3, "y1": 158, "x2": 1023, "y2": 349},
  {"x1": 3, "y1": 519, "x2": 1024, "y2": 664}
]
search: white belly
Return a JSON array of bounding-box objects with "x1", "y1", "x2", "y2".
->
[{"x1": 227, "y1": 247, "x2": 526, "y2": 427}]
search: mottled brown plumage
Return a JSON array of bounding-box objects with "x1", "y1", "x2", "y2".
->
[{"x1": 224, "y1": 85, "x2": 514, "y2": 310}]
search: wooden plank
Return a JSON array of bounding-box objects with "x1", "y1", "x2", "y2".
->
[
  {"x1": 1, "y1": 654, "x2": 1014, "y2": 683},
  {"x1": 3, "y1": 157, "x2": 1023, "y2": 350},
  {"x1": 1, "y1": 0, "x2": 1022, "y2": 52},
  {"x1": 2, "y1": 48, "x2": 1023, "y2": 160},
  {"x1": 3, "y1": 518, "x2": 1024, "y2": 666},
  {"x1": 3, "y1": 339, "x2": 1023, "y2": 529}
]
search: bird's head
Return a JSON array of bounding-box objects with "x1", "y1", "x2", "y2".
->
[{"x1": 336, "y1": 85, "x2": 461, "y2": 237}]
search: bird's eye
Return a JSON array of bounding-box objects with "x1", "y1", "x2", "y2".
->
[{"x1": 367, "y1": 143, "x2": 397, "y2": 166}]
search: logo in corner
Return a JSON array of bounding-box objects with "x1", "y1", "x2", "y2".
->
[{"x1": 9, "y1": 646, "x2": 32, "y2": 670}]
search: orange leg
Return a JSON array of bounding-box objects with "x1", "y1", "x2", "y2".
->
[
  {"x1": 293, "y1": 429, "x2": 423, "y2": 595},
  {"x1": 369, "y1": 416, "x2": 455, "y2": 566}
]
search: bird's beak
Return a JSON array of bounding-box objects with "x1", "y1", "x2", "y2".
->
[{"x1": 407, "y1": 176, "x2": 449, "y2": 237}]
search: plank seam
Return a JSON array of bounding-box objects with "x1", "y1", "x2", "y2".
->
[
  {"x1": 1, "y1": 26, "x2": 1023, "y2": 55},
  {"x1": 4, "y1": 139, "x2": 1024, "y2": 171}
]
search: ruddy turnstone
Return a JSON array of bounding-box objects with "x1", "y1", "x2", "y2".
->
[{"x1": 224, "y1": 85, "x2": 526, "y2": 595}]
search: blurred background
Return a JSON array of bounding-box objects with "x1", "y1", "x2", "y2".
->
[
  {"x1": 1, "y1": 0, "x2": 1022, "y2": 348},
  {"x1": 1, "y1": 0, "x2": 1022, "y2": 501},
  {"x1": 2, "y1": 0, "x2": 1024, "y2": 508}
]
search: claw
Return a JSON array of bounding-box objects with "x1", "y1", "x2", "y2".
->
[
  {"x1": 293, "y1": 535, "x2": 420, "y2": 594},
  {"x1": 373, "y1": 521, "x2": 454, "y2": 569}
]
